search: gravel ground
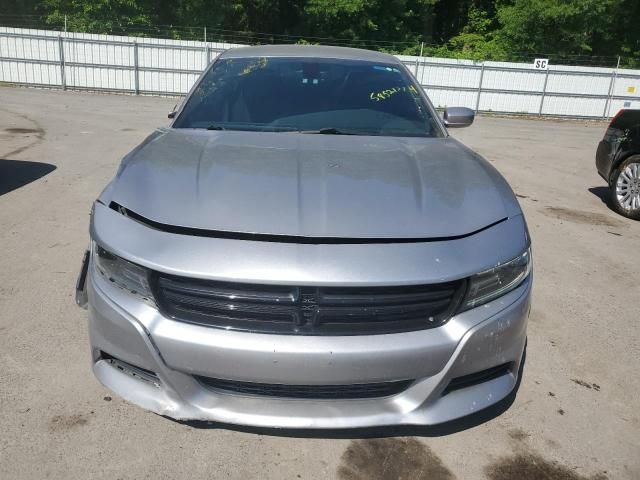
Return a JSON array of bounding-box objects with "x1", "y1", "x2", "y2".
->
[{"x1": 0, "y1": 87, "x2": 638, "y2": 480}]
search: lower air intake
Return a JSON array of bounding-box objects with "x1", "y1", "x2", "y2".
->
[
  {"x1": 443, "y1": 363, "x2": 512, "y2": 395},
  {"x1": 195, "y1": 376, "x2": 414, "y2": 399}
]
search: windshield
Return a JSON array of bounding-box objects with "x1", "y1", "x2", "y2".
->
[{"x1": 173, "y1": 56, "x2": 442, "y2": 137}]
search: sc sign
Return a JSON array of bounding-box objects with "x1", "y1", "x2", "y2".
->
[{"x1": 534, "y1": 58, "x2": 549, "y2": 70}]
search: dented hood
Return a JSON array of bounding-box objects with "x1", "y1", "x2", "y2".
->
[{"x1": 109, "y1": 128, "x2": 520, "y2": 239}]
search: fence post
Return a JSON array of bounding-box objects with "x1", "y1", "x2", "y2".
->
[
  {"x1": 603, "y1": 56, "x2": 621, "y2": 118},
  {"x1": 475, "y1": 63, "x2": 485, "y2": 113},
  {"x1": 205, "y1": 44, "x2": 210, "y2": 65},
  {"x1": 417, "y1": 42, "x2": 424, "y2": 82},
  {"x1": 133, "y1": 41, "x2": 140, "y2": 95},
  {"x1": 57, "y1": 35, "x2": 66, "y2": 90},
  {"x1": 538, "y1": 68, "x2": 550, "y2": 116}
]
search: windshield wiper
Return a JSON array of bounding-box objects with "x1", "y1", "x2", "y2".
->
[
  {"x1": 206, "y1": 124, "x2": 226, "y2": 130},
  {"x1": 298, "y1": 127, "x2": 359, "y2": 135}
]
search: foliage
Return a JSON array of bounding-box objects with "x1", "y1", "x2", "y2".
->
[
  {"x1": 302, "y1": 0, "x2": 438, "y2": 45},
  {"x1": 4, "y1": 0, "x2": 638, "y2": 66},
  {"x1": 496, "y1": 0, "x2": 616, "y2": 57},
  {"x1": 41, "y1": 0, "x2": 155, "y2": 33},
  {"x1": 437, "y1": 6, "x2": 507, "y2": 61}
]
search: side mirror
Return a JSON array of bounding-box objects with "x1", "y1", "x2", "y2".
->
[
  {"x1": 443, "y1": 107, "x2": 475, "y2": 128},
  {"x1": 168, "y1": 102, "x2": 179, "y2": 119}
]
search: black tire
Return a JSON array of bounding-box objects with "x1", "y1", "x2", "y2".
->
[{"x1": 610, "y1": 155, "x2": 640, "y2": 220}]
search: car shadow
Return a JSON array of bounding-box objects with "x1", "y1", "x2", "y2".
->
[
  {"x1": 165, "y1": 347, "x2": 527, "y2": 439},
  {"x1": 588, "y1": 186, "x2": 615, "y2": 211},
  {"x1": 0, "y1": 159, "x2": 56, "y2": 196}
]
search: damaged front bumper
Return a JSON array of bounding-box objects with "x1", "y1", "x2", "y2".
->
[
  {"x1": 77, "y1": 203, "x2": 532, "y2": 428},
  {"x1": 82, "y1": 261, "x2": 531, "y2": 428}
]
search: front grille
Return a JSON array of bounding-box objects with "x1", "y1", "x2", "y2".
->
[
  {"x1": 151, "y1": 273, "x2": 466, "y2": 335},
  {"x1": 195, "y1": 376, "x2": 414, "y2": 399}
]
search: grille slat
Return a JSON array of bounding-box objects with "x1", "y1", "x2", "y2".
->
[
  {"x1": 195, "y1": 376, "x2": 414, "y2": 399},
  {"x1": 160, "y1": 278, "x2": 297, "y2": 303},
  {"x1": 319, "y1": 287, "x2": 456, "y2": 305},
  {"x1": 153, "y1": 274, "x2": 466, "y2": 335},
  {"x1": 163, "y1": 290, "x2": 298, "y2": 316},
  {"x1": 318, "y1": 299, "x2": 451, "y2": 318}
]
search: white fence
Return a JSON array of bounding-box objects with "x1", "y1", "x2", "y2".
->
[{"x1": 1, "y1": 26, "x2": 640, "y2": 118}]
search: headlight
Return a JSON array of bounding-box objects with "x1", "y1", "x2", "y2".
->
[
  {"x1": 460, "y1": 248, "x2": 531, "y2": 311},
  {"x1": 92, "y1": 242, "x2": 154, "y2": 304}
]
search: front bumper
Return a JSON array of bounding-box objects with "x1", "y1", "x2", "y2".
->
[{"x1": 85, "y1": 261, "x2": 531, "y2": 428}]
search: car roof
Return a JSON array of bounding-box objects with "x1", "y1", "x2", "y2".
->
[{"x1": 218, "y1": 44, "x2": 400, "y2": 64}]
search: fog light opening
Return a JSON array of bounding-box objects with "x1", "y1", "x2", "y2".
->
[
  {"x1": 100, "y1": 351, "x2": 161, "y2": 388},
  {"x1": 442, "y1": 363, "x2": 512, "y2": 396}
]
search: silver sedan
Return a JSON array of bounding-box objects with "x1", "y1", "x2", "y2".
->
[{"x1": 76, "y1": 45, "x2": 532, "y2": 428}]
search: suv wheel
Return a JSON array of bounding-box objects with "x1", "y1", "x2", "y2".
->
[{"x1": 611, "y1": 155, "x2": 640, "y2": 220}]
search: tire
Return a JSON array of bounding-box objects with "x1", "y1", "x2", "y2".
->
[{"x1": 610, "y1": 155, "x2": 640, "y2": 220}]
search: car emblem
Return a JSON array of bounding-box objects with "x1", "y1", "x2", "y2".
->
[{"x1": 298, "y1": 290, "x2": 320, "y2": 326}]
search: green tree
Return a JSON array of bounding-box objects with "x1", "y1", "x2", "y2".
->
[
  {"x1": 430, "y1": 0, "x2": 638, "y2": 64},
  {"x1": 41, "y1": 0, "x2": 155, "y2": 34},
  {"x1": 301, "y1": 0, "x2": 439, "y2": 47},
  {"x1": 441, "y1": 5, "x2": 506, "y2": 60},
  {"x1": 431, "y1": 0, "x2": 495, "y2": 43},
  {"x1": 13, "y1": 0, "x2": 640, "y2": 65},
  {"x1": 495, "y1": 0, "x2": 619, "y2": 59},
  {"x1": 0, "y1": 0, "x2": 41, "y2": 17},
  {"x1": 162, "y1": 0, "x2": 303, "y2": 38},
  {"x1": 597, "y1": 0, "x2": 640, "y2": 65}
]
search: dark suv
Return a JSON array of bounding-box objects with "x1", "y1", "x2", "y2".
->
[{"x1": 596, "y1": 109, "x2": 640, "y2": 219}]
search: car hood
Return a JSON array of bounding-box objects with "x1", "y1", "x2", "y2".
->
[{"x1": 109, "y1": 128, "x2": 520, "y2": 239}]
